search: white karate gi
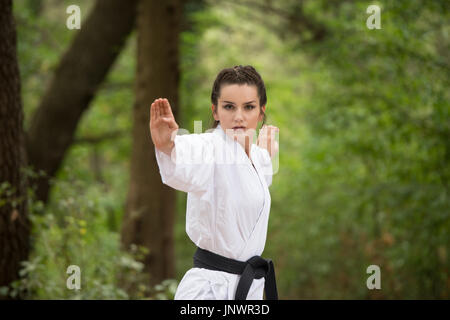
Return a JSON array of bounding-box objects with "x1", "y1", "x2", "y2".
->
[{"x1": 154, "y1": 123, "x2": 273, "y2": 300}]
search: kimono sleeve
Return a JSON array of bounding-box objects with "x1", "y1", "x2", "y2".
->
[
  {"x1": 257, "y1": 147, "x2": 273, "y2": 188},
  {"x1": 154, "y1": 133, "x2": 214, "y2": 194}
]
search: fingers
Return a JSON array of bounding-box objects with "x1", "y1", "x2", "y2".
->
[
  {"x1": 258, "y1": 125, "x2": 279, "y2": 155},
  {"x1": 150, "y1": 101, "x2": 157, "y2": 123},
  {"x1": 260, "y1": 125, "x2": 279, "y2": 137},
  {"x1": 155, "y1": 99, "x2": 161, "y2": 119},
  {"x1": 150, "y1": 102, "x2": 154, "y2": 122},
  {"x1": 262, "y1": 124, "x2": 279, "y2": 133},
  {"x1": 152, "y1": 98, "x2": 174, "y2": 120},
  {"x1": 151, "y1": 98, "x2": 165, "y2": 124},
  {"x1": 163, "y1": 98, "x2": 174, "y2": 118},
  {"x1": 162, "y1": 99, "x2": 167, "y2": 114}
]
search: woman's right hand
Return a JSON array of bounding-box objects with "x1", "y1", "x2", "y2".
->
[
  {"x1": 257, "y1": 124, "x2": 279, "y2": 159},
  {"x1": 150, "y1": 98, "x2": 179, "y2": 156}
]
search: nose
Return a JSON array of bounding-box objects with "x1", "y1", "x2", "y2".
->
[{"x1": 234, "y1": 107, "x2": 244, "y2": 122}]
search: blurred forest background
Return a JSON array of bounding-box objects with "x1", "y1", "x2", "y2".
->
[{"x1": 0, "y1": 0, "x2": 448, "y2": 299}]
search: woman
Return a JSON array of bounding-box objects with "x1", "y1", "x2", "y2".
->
[{"x1": 150, "y1": 65, "x2": 279, "y2": 300}]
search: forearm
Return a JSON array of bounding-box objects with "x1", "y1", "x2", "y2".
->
[{"x1": 157, "y1": 140, "x2": 175, "y2": 157}]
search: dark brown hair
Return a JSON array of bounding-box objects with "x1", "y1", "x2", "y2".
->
[{"x1": 209, "y1": 65, "x2": 267, "y2": 129}]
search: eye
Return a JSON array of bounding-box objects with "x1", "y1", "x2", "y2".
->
[
  {"x1": 224, "y1": 104, "x2": 234, "y2": 110},
  {"x1": 245, "y1": 104, "x2": 255, "y2": 110}
]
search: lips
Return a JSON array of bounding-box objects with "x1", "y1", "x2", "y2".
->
[{"x1": 233, "y1": 126, "x2": 246, "y2": 130}]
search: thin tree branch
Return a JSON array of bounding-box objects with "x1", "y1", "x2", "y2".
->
[{"x1": 73, "y1": 130, "x2": 127, "y2": 145}]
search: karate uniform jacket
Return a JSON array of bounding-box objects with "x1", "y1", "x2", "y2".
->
[{"x1": 155, "y1": 123, "x2": 273, "y2": 299}]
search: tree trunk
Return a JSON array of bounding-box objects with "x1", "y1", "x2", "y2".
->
[
  {"x1": 0, "y1": 0, "x2": 30, "y2": 297},
  {"x1": 121, "y1": 0, "x2": 182, "y2": 286},
  {"x1": 25, "y1": 0, "x2": 138, "y2": 205}
]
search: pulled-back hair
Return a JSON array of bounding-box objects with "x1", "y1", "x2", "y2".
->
[{"x1": 210, "y1": 65, "x2": 267, "y2": 128}]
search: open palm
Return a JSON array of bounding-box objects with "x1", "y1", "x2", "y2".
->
[
  {"x1": 257, "y1": 125, "x2": 279, "y2": 158},
  {"x1": 150, "y1": 98, "x2": 179, "y2": 154}
]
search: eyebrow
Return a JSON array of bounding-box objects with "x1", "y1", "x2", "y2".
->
[{"x1": 222, "y1": 100, "x2": 256, "y2": 105}]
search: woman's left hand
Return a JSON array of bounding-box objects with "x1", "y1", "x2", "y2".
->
[{"x1": 257, "y1": 125, "x2": 279, "y2": 158}]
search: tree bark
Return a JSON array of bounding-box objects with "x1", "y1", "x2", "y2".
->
[
  {"x1": 25, "y1": 0, "x2": 138, "y2": 204},
  {"x1": 0, "y1": 0, "x2": 30, "y2": 297},
  {"x1": 121, "y1": 0, "x2": 182, "y2": 286}
]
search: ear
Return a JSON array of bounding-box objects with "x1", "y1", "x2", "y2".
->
[
  {"x1": 259, "y1": 105, "x2": 266, "y2": 121},
  {"x1": 211, "y1": 104, "x2": 219, "y2": 121}
]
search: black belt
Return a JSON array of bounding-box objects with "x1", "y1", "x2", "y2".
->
[{"x1": 193, "y1": 247, "x2": 278, "y2": 300}]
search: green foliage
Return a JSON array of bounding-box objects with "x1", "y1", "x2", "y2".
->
[
  {"x1": 179, "y1": 0, "x2": 449, "y2": 299},
  {"x1": 1, "y1": 171, "x2": 145, "y2": 299},
  {"x1": 11, "y1": 0, "x2": 449, "y2": 299},
  {"x1": 1, "y1": 169, "x2": 178, "y2": 300},
  {"x1": 292, "y1": 0, "x2": 450, "y2": 299},
  {"x1": 10, "y1": 0, "x2": 179, "y2": 300}
]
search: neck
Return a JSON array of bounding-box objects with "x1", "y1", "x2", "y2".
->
[{"x1": 217, "y1": 124, "x2": 253, "y2": 159}]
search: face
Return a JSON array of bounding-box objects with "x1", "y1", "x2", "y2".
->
[{"x1": 211, "y1": 84, "x2": 265, "y2": 143}]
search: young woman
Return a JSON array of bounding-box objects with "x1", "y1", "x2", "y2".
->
[{"x1": 150, "y1": 65, "x2": 279, "y2": 300}]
